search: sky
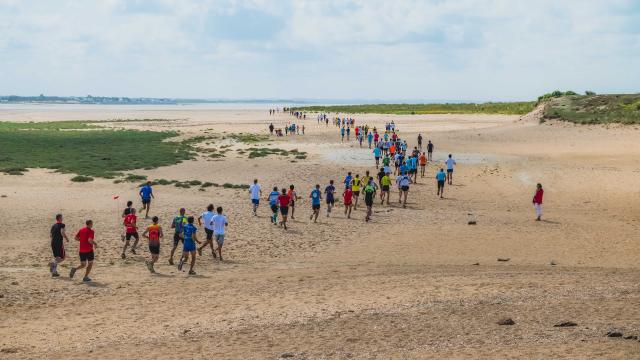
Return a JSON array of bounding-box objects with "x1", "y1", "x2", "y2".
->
[{"x1": 0, "y1": 0, "x2": 639, "y2": 102}]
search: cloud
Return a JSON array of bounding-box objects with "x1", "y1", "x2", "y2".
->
[{"x1": 0, "y1": 0, "x2": 638, "y2": 100}]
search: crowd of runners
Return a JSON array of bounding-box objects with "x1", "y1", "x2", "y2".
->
[{"x1": 47, "y1": 110, "x2": 545, "y2": 283}]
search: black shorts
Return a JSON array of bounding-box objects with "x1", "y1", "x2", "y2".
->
[
  {"x1": 290, "y1": 200, "x2": 295, "y2": 208},
  {"x1": 173, "y1": 233, "x2": 183, "y2": 246},
  {"x1": 382, "y1": 185, "x2": 390, "y2": 191},
  {"x1": 205, "y1": 228, "x2": 213, "y2": 241},
  {"x1": 142, "y1": 198, "x2": 151, "y2": 205},
  {"x1": 271, "y1": 204, "x2": 279, "y2": 213},
  {"x1": 401, "y1": 185, "x2": 409, "y2": 191},
  {"x1": 312, "y1": 204, "x2": 320, "y2": 210},
  {"x1": 149, "y1": 245, "x2": 160, "y2": 255},
  {"x1": 326, "y1": 198, "x2": 335, "y2": 205},
  {"x1": 125, "y1": 232, "x2": 139, "y2": 241},
  {"x1": 410, "y1": 169, "x2": 416, "y2": 174},
  {"x1": 280, "y1": 206, "x2": 289, "y2": 216},
  {"x1": 447, "y1": 169, "x2": 453, "y2": 173},
  {"x1": 51, "y1": 240, "x2": 65, "y2": 259},
  {"x1": 365, "y1": 197, "x2": 374, "y2": 207},
  {"x1": 353, "y1": 191, "x2": 360, "y2": 197},
  {"x1": 79, "y1": 251, "x2": 94, "y2": 262},
  {"x1": 438, "y1": 180, "x2": 445, "y2": 188}
]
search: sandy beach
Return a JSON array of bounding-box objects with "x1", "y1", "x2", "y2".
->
[{"x1": 1, "y1": 106, "x2": 639, "y2": 359}]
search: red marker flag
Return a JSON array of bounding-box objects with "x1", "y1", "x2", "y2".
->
[{"x1": 113, "y1": 195, "x2": 120, "y2": 200}]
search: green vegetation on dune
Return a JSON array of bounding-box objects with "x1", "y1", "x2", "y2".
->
[
  {"x1": 292, "y1": 102, "x2": 535, "y2": 115},
  {"x1": 0, "y1": 121, "x2": 194, "y2": 177},
  {"x1": 542, "y1": 94, "x2": 640, "y2": 124}
]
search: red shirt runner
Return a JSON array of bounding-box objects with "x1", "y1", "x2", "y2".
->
[
  {"x1": 278, "y1": 194, "x2": 291, "y2": 207},
  {"x1": 76, "y1": 227, "x2": 95, "y2": 253}
]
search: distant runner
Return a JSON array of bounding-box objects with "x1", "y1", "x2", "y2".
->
[
  {"x1": 351, "y1": 174, "x2": 361, "y2": 210},
  {"x1": 419, "y1": 152, "x2": 427, "y2": 177},
  {"x1": 139, "y1": 181, "x2": 154, "y2": 219},
  {"x1": 343, "y1": 186, "x2": 353, "y2": 218},
  {"x1": 445, "y1": 154, "x2": 456, "y2": 185},
  {"x1": 363, "y1": 179, "x2": 377, "y2": 222},
  {"x1": 287, "y1": 185, "x2": 299, "y2": 220},
  {"x1": 268, "y1": 186, "x2": 280, "y2": 225},
  {"x1": 121, "y1": 208, "x2": 139, "y2": 259},
  {"x1": 197, "y1": 204, "x2": 217, "y2": 259},
  {"x1": 278, "y1": 188, "x2": 291, "y2": 230},
  {"x1": 211, "y1": 206, "x2": 228, "y2": 260},
  {"x1": 427, "y1": 140, "x2": 434, "y2": 161}
]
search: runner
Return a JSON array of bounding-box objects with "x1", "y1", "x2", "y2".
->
[
  {"x1": 436, "y1": 168, "x2": 446, "y2": 198},
  {"x1": 380, "y1": 172, "x2": 391, "y2": 205},
  {"x1": 178, "y1": 216, "x2": 200, "y2": 275},
  {"x1": 351, "y1": 174, "x2": 361, "y2": 209},
  {"x1": 343, "y1": 185, "x2": 353, "y2": 218},
  {"x1": 121, "y1": 200, "x2": 133, "y2": 241},
  {"x1": 398, "y1": 171, "x2": 411, "y2": 208},
  {"x1": 268, "y1": 186, "x2": 280, "y2": 225},
  {"x1": 533, "y1": 183, "x2": 544, "y2": 221},
  {"x1": 169, "y1": 208, "x2": 187, "y2": 265},
  {"x1": 287, "y1": 185, "x2": 300, "y2": 219},
  {"x1": 346, "y1": 126, "x2": 351, "y2": 140},
  {"x1": 417, "y1": 133, "x2": 423, "y2": 150},
  {"x1": 340, "y1": 127, "x2": 345, "y2": 142},
  {"x1": 49, "y1": 214, "x2": 69, "y2": 277},
  {"x1": 121, "y1": 208, "x2": 139, "y2": 259},
  {"x1": 309, "y1": 184, "x2": 322, "y2": 223},
  {"x1": 139, "y1": 181, "x2": 154, "y2": 219},
  {"x1": 278, "y1": 188, "x2": 291, "y2": 230},
  {"x1": 445, "y1": 154, "x2": 457, "y2": 185},
  {"x1": 142, "y1": 216, "x2": 163, "y2": 273},
  {"x1": 70, "y1": 220, "x2": 97, "y2": 283},
  {"x1": 249, "y1": 179, "x2": 262, "y2": 216},
  {"x1": 373, "y1": 146, "x2": 381, "y2": 167},
  {"x1": 344, "y1": 172, "x2": 353, "y2": 189},
  {"x1": 419, "y1": 152, "x2": 427, "y2": 177},
  {"x1": 410, "y1": 154, "x2": 419, "y2": 183},
  {"x1": 211, "y1": 206, "x2": 228, "y2": 260},
  {"x1": 367, "y1": 131, "x2": 373, "y2": 148},
  {"x1": 324, "y1": 180, "x2": 336, "y2": 217},
  {"x1": 197, "y1": 204, "x2": 217, "y2": 259},
  {"x1": 427, "y1": 140, "x2": 434, "y2": 161},
  {"x1": 382, "y1": 153, "x2": 391, "y2": 170},
  {"x1": 363, "y1": 179, "x2": 377, "y2": 222},
  {"x1": 377, "y1": 167, "x2": 385, "y2": 189}
]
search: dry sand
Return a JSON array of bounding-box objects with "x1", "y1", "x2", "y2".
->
[{"x1": 0, "y1": 105, "x2": 639, "y2": 359}]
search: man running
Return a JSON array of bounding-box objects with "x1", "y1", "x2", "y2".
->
[
  {"x1": 211, "y1": 206, "x2": 228, "y2": 260},
  {"x1": 249, "y1": 179, "x2": 262, "y2": 216},
  {"x1": 344, "y1": 172, "x2": 353, "y2": 189},
  {"x1": 139, "y1": 181, "x2": 154, "y2": 219},
  {"x1": 445, "y1": 154, "x2": 456, "y2": 185},
  {"x1": 178, "y1": 216, "x2": 200, "y2": 275},
  {"x1": 343, "y1": 186, "x2": 354, "y2": 218},
  {"x1": 419, "y1": 152, "x2": 427, "y2": 177},
  {"x1": 309, "y1": 184, "x2": 322, "y2": 223},
  {"x1": 142, "y1": 216, "x2": 163, "y2": 273},
  {"x1": 278, "y1": 188, "x2": 291, "y2": 230},
  {"x1": 49, "y1": 214, "x2": 69, "y2": 277},
  {"x1": 268, "y1": 186, "x2": 280, "y2": 225},
  {"x1": 367, "y1": 131, "x2": 373, "y2": 148},
  {"x1": 351, "y1": 174, "x2": 361, "y2": 210},
  {"x1": 197, "y1": 204, "x2": 217, "y2": 259},
  {"x1": 70, "y1": 220, "x2": 97, "y2": 282},
  {"x1": 533, "y1": 183, "x2": 544, "y2": 221},
  {"x1": 325, "y1": 180, "x2": 336, "y2": 217},
  {"x1": 427, "y1": 140, "x2": 434, "y2": 161},
  {"x1": 287, "y1": 185, "x2": 300, "y2": 219},
  {"x1": 417, "y1": 133, "x2": 423, "y2": 150},
  {"x1": 169, "y1": 208, "x2": 187, "y2": 265},
  {"x1": 363, "y1": 179, "x2": 377, "y2": 222},
  {"x1": 340, "y1": 127, "x2": 345, "y2": 141},
  {"x1": 380, "y1": 172, "x2": 391, "y2": 205},
  {"x1": 121, "y1": 200, "x2": 133, "y2": 241},
  {"x1": 436, "y1": 168, "x2": 446, "y2": 198},
  {"x1": 398, "y1": 171, "x2": 411, "y2": 208},
  {"x1": 373, "y1": 146, "x2": 381, "y2": 167},
  {"x1": 121, "y1": 208, "x2": 139, "y2": 259}
]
